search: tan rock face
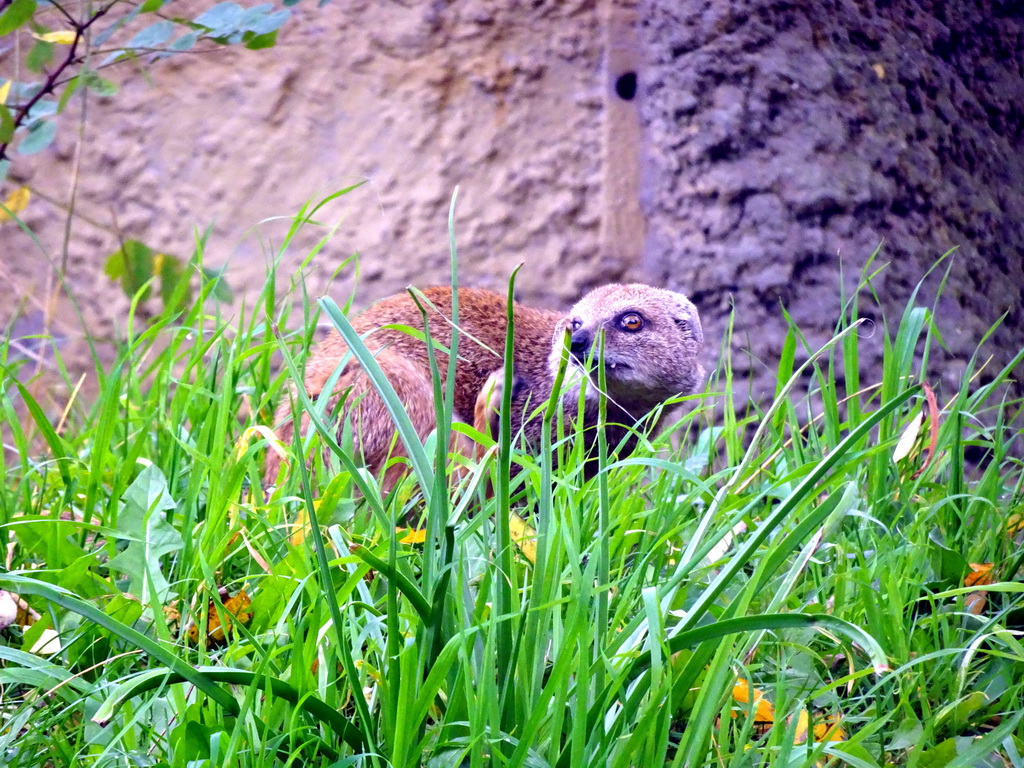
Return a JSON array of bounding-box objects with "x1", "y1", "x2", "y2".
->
[
  {"x1": 4, "y1": 0, "x2": 627, "y2": 370},
  {"x1": 13, "y1": 0, "x2": 1017, "y2": 419}
]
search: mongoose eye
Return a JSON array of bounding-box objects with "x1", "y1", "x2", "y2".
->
[
  {"x1": 570, "y1": 318, "x2": 583, "y2": 332},
  {"x1": 618, "y1": 312, "x2": 645, "y2": 332}
]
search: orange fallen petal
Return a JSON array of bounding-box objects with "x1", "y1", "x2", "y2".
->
[
  {"x1": 732, "y1": 679, "x2": 775, "y2": 722},
  {"x1": 398, "y1": 527, "x2": 427, "y2": 545}
]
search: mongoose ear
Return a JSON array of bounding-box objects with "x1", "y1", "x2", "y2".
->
[{"x1": 671, "y1": 295, "x2": 704, "y2": 346}]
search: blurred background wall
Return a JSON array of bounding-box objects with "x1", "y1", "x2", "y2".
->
[{"x1": 4, "y1": 0, "x2": 1022, "y2": 408}]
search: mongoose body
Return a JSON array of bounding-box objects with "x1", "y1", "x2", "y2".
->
[{"x1": 266, "y1": 284, "x2": 703, "y2": 487}]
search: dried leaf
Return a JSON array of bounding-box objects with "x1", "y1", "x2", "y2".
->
[
  {"x1": 187, "y1": 588, "x2": 253, "y2": 645},
  {"x1": 732, "y1": 678, "x2": 775, "y2": 723},
  {"x1": 29, "y1": 627, "x2": 62, "y2": 655},
  {"x1": 964, "y1": 563, "x2": 994, "y2": 616},
  {"x1": 893, "y1": 411, "x2": 924, "y2": 463},
  {"x1": 509, "y1": 513, "x2": 537, "y2": 564},
  {"x1": 965, "y1": 563, "x2": 994, "y2": 587},
  {"x1": 705, "y1": 521, "x2": 746, "y2": 565},
  {"x1": 32, "y1": 30, "x2": 76, "y2": 43},
  {"x1": 289, "y1": 505, "x2": 309, "y2": 547},
  {"x1": 911, "y1": 383, "x2": 940, "y2": 479},
  {"x1": 965, "y1": 592, "x2": 987, "y2": 616},
  {"x1": 813, "y1": 714, "x2": 846, "y2": 742}
]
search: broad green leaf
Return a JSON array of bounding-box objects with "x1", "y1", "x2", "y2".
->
[
  {"x1": 83, "y1": 71, "x2": 118, "y2": 97},
  {"x1": 916, "y1": 738, "x2": 958, "y2": 768},
  {"x1": 243, "y1": 29, "x2": 277, "y2": 49},
  {"x1": 169, "y1": 31, "x2": 199, "y2": 51},
  {"x1": 193, "y1": 2, "x2": 244, "y2": 35},
  {"x1": 928, "y1": 527, "x2": 969, "y2": 585},
  {"x1": 107, "y1": 464, "x2": 183, "y2": 603},
  {"x1": 105, "y1": 239, "x2": 154, "y2": 299},
  {"x1": 3, "y1": 516, "x2": 85, "y2": 569},
  {"x1": 129, "y1": 19, "x2": 175, "y2": 48},
  {"x1": 822, "y1": 743, "x2": 883, "y2": 768},
  {"x1": 242, "y1": 6, "x2": 289, "y2": 34},
  {"x1": 886, "y1": 716, "x2": 923, "y2": 751},
  {"x1": 156, "y1": 252, "x2": 191, "y2": 311},
  {"x1": 0, "y1": 0, "x2": 36, "y2": 36},
  {"x1": 0, "y1": 106, "x2": 13, "y2": 144},
  {"x1": 172, "y1": 719, "x2": 214, "y2": 762},
  {"x1": 0, "y1": 574, "x2": 239, "y2": 713},
  {"x1": 92, "y1": 18, "x2": 122, "y2": 46},
  {"x1": 139, "y1": 0, "x2": 164, "y2": 11},
  {"x1": 57, "y1": 75, "x2": 81, "y2": 113},
  {"x1": 201, "y1": 265, "x2": 233, "y2": 303},
  {"x1": 26, "y1": 39, "x2": 55, "y2": 73},
  {"x1": 17, "y1": 119, "x2": 56, "y2": 155}
]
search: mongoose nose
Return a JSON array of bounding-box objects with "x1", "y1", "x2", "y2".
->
[{"x1": 570, "y1": 328, "x2": 592, "y2": 358}]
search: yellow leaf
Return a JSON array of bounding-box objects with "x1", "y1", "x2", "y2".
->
[
  {"x1": 0, "y1": 187, "x2": 31, "y2": 223},
  {"x1": 289, "y1": 505, "x2": 309, "y2": 547},
  {"x1": 793, "y1": 709, "x2": 811, "y2": 742},
  {"x1": 33, "y1": 30, "x2": 77, "y2": 44},
  {"x1": 813, "y1": 714, "x2": 846, "y2": 742},
  {"x1": 509, "y1": 513, "x2": 537, "y2": 564},
  {"x1": 1008, "y1": 514, "x2": 1024, "y2": 535},
  {"x1": 0, "y1": 80, "x2": 10, "y2": 106},
  {"x1": 893, "y1": 411, "x2": 924, "y2": 463},
  {"x1": 187, "y1": 589, "x2": 253, "y2": 645},
  {"x1": 872, "y1": 62, "x2": 886, "y2": 79},
  {"x1": 790, "y1": 710, "x2": 848, "y2": 750},
  {"x1": 732, "y1": 679, "x2": 775, "y2": 723},
  {"x1": 398, "y1": 527, "x2": 427, "y2": 545}
]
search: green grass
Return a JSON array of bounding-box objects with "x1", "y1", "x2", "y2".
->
[{"x1": 2, "y1": 191, "x2": 1023, "y2": 768}]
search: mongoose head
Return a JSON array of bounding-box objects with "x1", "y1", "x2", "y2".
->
[{"x1": 548, "y1": 284, "x2": 705, "y2": 413}]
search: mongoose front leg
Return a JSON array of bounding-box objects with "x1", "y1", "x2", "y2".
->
[{"x1": 472, "y1": 367, "x2": 529, "y2": 456}]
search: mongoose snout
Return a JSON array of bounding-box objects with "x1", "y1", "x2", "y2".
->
[{"x1": 266, "y1": 283, "x2": 704, "y2": 490}]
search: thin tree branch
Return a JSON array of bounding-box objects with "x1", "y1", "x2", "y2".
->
[{"x1": 0, "y1": 0, "x2": 118, "y2": 162}]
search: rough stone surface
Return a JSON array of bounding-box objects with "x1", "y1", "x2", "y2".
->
[
  {"x1": 3, "y1": 0, "x2": 607, "y2": 356},
  {"x1": 3, "y1": 0, "x2": 1023, "y2": 415},
  {"x1": 638, "y1": 0, "x2": 1024, "y2": 400}
]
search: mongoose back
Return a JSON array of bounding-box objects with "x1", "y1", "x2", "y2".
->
[{"x1": 265, "y1": 284, "x2": 704, "y2": 488}]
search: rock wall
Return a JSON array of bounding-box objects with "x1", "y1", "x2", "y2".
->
[
  {"x1": 5, "y1": 0, "x2": 613, "y2": 359},
  {"x1": 4, "y1": 0, "x2": 1022, "y2": 411},
  {"x1": 638, "y1": 0, "x2": 1024, "y2": 399}
]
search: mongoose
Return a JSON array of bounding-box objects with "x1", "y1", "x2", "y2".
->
[{"x1": 265, "y1": 284, "x2": 704, "y2": 489}]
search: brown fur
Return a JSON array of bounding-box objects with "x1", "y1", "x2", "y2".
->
[{"x1": 265, "y1": 284, "x2": 703, "y2": 489}]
